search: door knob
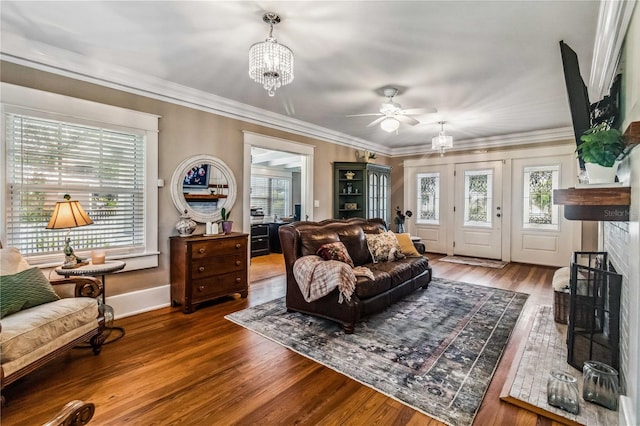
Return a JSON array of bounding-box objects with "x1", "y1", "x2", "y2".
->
[{"x1": 497, "y1": 213, "x2": 501, "y2": 218}]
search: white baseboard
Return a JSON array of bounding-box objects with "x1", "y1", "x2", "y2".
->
[
  {"x1": 106, "y1": 284, "x2": 170, "y2": 319},
  {"x1": 620, "y1": 395, "x2": 637, "y2": 426}
]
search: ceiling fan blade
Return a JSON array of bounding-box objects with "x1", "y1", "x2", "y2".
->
[
  {"x1": 346, "y1": 113, "x2": 384, "y2": 117},
  {"x1": 401, "y1": 107, "x2": 438, "y2": 115},
  {"x1": 396, "y1": 115, "x2": 420, "y2": 126},
  {"x1": 366, "y1": 116, "x2": 387, "y2": 127}
]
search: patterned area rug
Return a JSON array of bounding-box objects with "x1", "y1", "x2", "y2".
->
[
  {"x1": 440, "y1": 256, "x2": 508, "y2": 269},
  {"x1": 226, "y1": 278, "x2": 528, "y2": 426}
]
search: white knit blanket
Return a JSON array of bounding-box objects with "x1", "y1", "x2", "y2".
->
[{"x1": 293, "y1": 256, "x2": 372, "y2": 303}]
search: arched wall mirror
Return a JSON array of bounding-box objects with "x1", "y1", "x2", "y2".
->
[{"x1": 170, "y1": 155, "x2": 237, "y2": 223}]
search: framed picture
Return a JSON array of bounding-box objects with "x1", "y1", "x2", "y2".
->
[{"x1": 345, "y1": 202, "x2": 357, "y2": 210}]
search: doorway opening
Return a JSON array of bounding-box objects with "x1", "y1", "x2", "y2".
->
[{"x1": 243, "y1": 132, "x2": 315, "y2": 261}]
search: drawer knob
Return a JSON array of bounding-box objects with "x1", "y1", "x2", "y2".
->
[
  {"x1": 198, "y1": 248, "x2": 205, "y2": 254},
  {"x1": 235, "y1": 260, "x2": 241, "y2": 266},
  {"x1": 235, "y1": 243, "x2": 241, "y2": 249},
  {"x1": 198, "y1": 285, "x2": 205, "y2": 292},
  {"x1": 235, "y1": 277, "x2": 241, "y2": 283},
  {"x1": 199, "y1": 266, "x2": 205, "y2": 272}
]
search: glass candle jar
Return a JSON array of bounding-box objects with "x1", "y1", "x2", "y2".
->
[
  {"x1": 583, "y1": 361, "x2": 619, "y2": 411},
  {"x1": 547, "y1": 371, "x2": 580, "y2": 414}
]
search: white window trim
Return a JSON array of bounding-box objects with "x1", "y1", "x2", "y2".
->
[{"x1": 1, "y1": 83, "x2": 160, "y2": 270}]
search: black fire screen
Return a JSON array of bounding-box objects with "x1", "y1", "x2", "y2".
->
[{"x1": 567, "y1": 251, "x2": 621, "y2": 371}]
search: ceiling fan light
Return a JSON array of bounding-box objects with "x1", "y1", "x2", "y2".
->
[{"x1": 380, "y1": 117, "x2": 400, "y2": 132}]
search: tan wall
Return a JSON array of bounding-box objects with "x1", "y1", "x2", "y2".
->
[{"x1": 0, "y1": 61, "x2": 390, "y2": 297}]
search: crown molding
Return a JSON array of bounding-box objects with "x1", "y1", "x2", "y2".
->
[
  {"x1": 2, "y1": 30, "x2": 573, "y2": 158},
  {"x1": 588, "y1": 0, "x2": 637, "y2": 101},
  {"x1": 389, "y1": 127, "x2": 575, "y2": 157}
]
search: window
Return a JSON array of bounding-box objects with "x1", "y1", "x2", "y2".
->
[
  {"x1": 250, "y1": 174, "x2": 291, "y2": 218},
  {"x1": 1, "y1": 83, "x2": 159, "y2": 268},
  {"x1": 416, "y1": 172, "x2": 440, "y2": 224},
  {"x1": 463, "y1": 169, "x2": 493, "y2": 227},
  {"x1": 523, "y1": 165, "x2": 559, "y2": 230}
]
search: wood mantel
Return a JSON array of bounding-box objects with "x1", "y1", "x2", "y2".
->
[
  {"x1": 554, "y1": 187, "x2": 630, "y2": 206},
  {"x1": 554, "y1": 187, "x2": 630, "y2": 221}
]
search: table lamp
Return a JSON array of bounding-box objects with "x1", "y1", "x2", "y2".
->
[{"x1": 47, "y1": 194, "x2": 93, "y2": 268}]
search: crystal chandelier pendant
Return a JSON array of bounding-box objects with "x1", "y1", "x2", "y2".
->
[
  {"x1": 249, "y1": 13, "x2": 294, "y2": 97},
  {"x1": 432, "y1": 121, "x2": 453, "y2": 156}
]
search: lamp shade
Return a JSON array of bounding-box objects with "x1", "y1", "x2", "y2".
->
[
  {"x1": 47, "y1": 199, "x2": 93, "y2": 229},
  {"x1": 380, "y1": 117, "x2": 400, "y2": 133}
]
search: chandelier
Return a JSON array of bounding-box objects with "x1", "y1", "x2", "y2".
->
[
  {"x1": 248, "y1": 12, "x2": 294, "y2": 97},
  {"x1": 432, "y1": 121, "x2": 453, "y2": 156}
]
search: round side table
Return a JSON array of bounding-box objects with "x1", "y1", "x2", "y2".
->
[{"x1": 55, "y1": 260, "x2": 126, "y2": 343}]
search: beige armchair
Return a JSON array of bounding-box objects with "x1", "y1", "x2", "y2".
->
[{"x1": 0, "y1": 246, "x2": 105, "y2": 401}]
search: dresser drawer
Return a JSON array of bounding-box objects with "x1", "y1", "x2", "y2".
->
[
  {"x1": 251, "y1": 224, "x2": 269, "y2": 237},
  {"x1": 251, "y1": 237, "x2": 269, "y2": 251},
  {"x1": 191, "y1": 272, "x2": 246, "y2": 302},
  {"x1": 191, "y1": 238, "x2": 246, "y2": 260},
  {"x1": 190, "y1": 253, "x2": 246, "y2": 279}
]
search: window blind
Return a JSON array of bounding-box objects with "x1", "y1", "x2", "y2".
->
[
  {"x1": 5, "y1": 113, "x2": 145, "y2": 257},
  {"x1": 250, "y1": 175, "x2": 291, "y2": 217}
]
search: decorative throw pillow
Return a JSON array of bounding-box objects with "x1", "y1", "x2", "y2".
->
[
  {"x1": 365, "y1": 231, "x2": 406, "y2": 263},
  {"x1": 0, "y1": 267, "x2": 60, "y2": 318},
  {"x1": 316, "y1": 242, "x2": 355, "y2": 267},
  {"x1": 394, "y1": 233, "x2": 421, "y2": 257}
]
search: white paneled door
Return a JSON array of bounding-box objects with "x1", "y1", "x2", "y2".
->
[{"x1": 453, "y1": 161, "x2": 503, "y2": 259}]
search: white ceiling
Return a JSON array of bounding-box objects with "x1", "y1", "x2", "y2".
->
[{"x1": 0, "y1": 1, "x2": 601, "y2": 156}]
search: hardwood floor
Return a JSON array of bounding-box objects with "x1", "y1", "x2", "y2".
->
[{"x1": 2, "y1": 254, "x2": 565, "y2": 425}]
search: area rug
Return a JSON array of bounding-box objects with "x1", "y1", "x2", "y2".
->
[
  {"x1": 500, "y1": 305, "x2": 618, "y2": 426},
  {"x1": 226, "y1": 278, "x2": 528, "y2": 426},
  {"x1": 440, "y1": 255, "x2": 508, "y2": 269}
]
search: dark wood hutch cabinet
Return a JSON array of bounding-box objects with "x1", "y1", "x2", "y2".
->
[
  {"x1": 170, "y1": 232, "x2": 248, "y2": 313},
  {"x1": 333, "y1": 162, "x2": 391, "y2": 226}
]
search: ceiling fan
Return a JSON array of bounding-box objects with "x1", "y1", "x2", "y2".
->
[{"x1": 346, "y1": 88, "x2": 437, "y2": 133}]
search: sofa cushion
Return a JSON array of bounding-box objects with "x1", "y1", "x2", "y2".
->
[
  {"x1": 404, "y1": 256, "x2": 431, "y2": 276},
  {"x1": 0, "y1": 297, "x2": 98, "y2": 364},
  {"x1": 354, "y1": 270, "x2": 391, "y2": 299},
  {"x1": 316, "y1": 242, "x2": 354, "y2": 267},
  {"x1": 394, "y1": 233, "x2": 422, "y2": 257},
  {"x1": 299, "y1": 229, "x2": 340, "y2": 257},
  {"x1": 365, "y1": 231, "x2": 406, "y2": 262},
  {"x1": 0, "y1": 247, "x2": 31, "y2": 275},
  {"x1": 369, "y1": 261, "x2": 414, "y2": 287},
  {"x1": 1, "y1": 267, "x2": 61, "y2": 318},
  {"x1": 334, "y1": 224, "x2": 372, "y2": 266}
]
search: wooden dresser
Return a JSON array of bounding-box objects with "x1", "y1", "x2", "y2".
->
[{"x1": 170, "y1": 232, "x2": 248, "y2": 313}]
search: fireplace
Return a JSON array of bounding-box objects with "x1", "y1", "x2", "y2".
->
[{"x1": 567, "y1": 251, "x2": 622, "y2": 372}]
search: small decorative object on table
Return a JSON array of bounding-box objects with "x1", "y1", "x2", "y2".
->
[
  {"x1": 175, "y1": 209, "x2": 196, "y2": 236},
  {"x1": 221, "y1": 207, "x2": 233, "y2": 234},
  {"x1": 395, "y1": 206, "x2": 413, "y2": 233},
  {"x1": 547, "y1": 370, "x2": 580, "y2": 414},
  {"x1": 582, "y1": 361, "x2": 619, "y2": 410},
  {"x1": 91, "y1": 250, "x2": 106, "y2": 265}
]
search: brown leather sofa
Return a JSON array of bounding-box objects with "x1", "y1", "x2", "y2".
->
[{"x1": 279, "y1": 218, "x2": 432, "y2": 333}]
